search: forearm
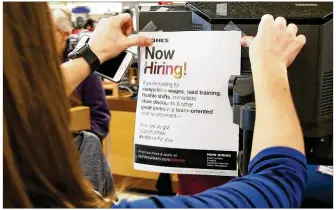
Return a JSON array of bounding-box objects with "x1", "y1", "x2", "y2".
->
[
  {"x1": 61, "y1": 58, "x2": 91, "y2": 96},
  {"x1": 59, "y1": 14, "x2": 152, "y2": 97},
  {"x1": 250, "y1": 64, "x2": 305, "y2": 159}
]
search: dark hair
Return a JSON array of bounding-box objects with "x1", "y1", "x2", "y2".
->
[
  {"x1": 84, "y1": 18, "x2": 94, "y2": 29},
  {"x1": 4, "y1": 2, "x2": 111, "y2": 207}
]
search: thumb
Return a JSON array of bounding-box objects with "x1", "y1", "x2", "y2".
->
[
  {"x1": 125, "y1": 35, "x2": 153, "y2": 48},
  {"x1": 241, "y1": 36, "x2": 254, "y2": 47}
]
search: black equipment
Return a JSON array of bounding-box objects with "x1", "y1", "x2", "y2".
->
[{"x1": 186, "y1": 2, "x2": 333, "y2": 173}]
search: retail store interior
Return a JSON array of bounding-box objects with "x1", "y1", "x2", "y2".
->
[{"x1": 4, "y1": 1, "x2": 332, "y2": 208}]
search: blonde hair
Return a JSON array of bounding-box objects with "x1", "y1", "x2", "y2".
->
[{"x1": 53, "y1": 7, "x2": 73, "y2": 33}]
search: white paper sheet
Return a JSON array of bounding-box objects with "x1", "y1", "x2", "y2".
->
[
  {"x1": 156, "y1": 7, "x2": 169, "y2": 12},
  {"x1": 134, "y1": 31, "x2": 241, "y2": 176}
]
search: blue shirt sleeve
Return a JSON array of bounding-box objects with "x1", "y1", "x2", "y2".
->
[
  {"x1": 304, "y1": 165, "x2": 333, "y2": 203},
  {"x1": 77, "y1": 75, "x2": 111, "y2": 139},
  {"x1": 112, "y1": 147, "x2": 307, "y2": 208}
]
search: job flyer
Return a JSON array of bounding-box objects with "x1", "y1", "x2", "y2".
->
[{"x1": 134, "y1": 31, "x2": 241, "y2": 176}]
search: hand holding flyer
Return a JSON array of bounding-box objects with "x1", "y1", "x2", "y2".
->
[{"x1": 134, "y1": 31, "x2": 241, "y2": 176}]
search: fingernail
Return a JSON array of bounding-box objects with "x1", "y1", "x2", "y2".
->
[{"x1": 145, "y1": 38, "x2": 153, "y2": 45}]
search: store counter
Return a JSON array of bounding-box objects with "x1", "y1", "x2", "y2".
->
[
  {"x1": 70, "y1": 106, "x2": 90, "y2": 131},
  {"x1": 106, "y1": 98, "x2": 178, "y2": 192}
]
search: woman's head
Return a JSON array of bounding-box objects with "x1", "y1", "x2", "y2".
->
[
  {"x1": 4, "y1": 2, "x2": 110, "y2": 207},
  {"x1": 84, "y1": 18, "x2": 95, "y2": 31},
  {"x1": 52, "y1": 8, "x2": 73, "y2": 56}
]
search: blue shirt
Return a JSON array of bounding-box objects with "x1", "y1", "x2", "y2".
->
[
  {"x1": 304, "y1": 165, "x2": 333, "y2": 203},
  {"x1": 113, "y1": 147, "x2": 307, "y2": 208}
]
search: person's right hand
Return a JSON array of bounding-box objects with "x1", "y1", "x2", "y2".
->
[
  {"x1": 90, "y1": 13, "x2": 153, "y2": 63},
  {"x1": 241, "y1": 14, "x2": 306, "y2": 72}
]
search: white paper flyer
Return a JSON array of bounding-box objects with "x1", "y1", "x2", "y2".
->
[{"x1": 134, "y1": 31, "x2": 241, "y2": 176}]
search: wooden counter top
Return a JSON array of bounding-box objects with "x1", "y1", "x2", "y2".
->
[
  {"x1": 107, "y1": 110, "x2": 178, "y2": 191},
  {"x1": 107, "y1": 98, "x2": 137, "y2": 112},
  {"x1": 69, "y1": 106, "x2": 90, "y2": 131},
  {"x1": 105, "y1": 97, "x2": 178, "y2": 192}
]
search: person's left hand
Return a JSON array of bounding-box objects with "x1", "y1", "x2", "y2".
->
[{"x1": 90, "y1": 13, "x2": 152, "y2": 63}]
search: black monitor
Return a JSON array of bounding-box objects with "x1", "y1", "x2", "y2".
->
[{"x1": 186, "y1": 2, "x2": 333, "y2": 164}]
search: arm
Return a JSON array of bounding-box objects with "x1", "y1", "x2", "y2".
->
[
  {"x1": 246, "y1": 15, "x2": 306, "y2": 159},
  {"x1": 81, "y1": 75, "x2": 111, "y2": 139},
  {"x1": 114, "y1": 147, "x2": 307, "y2": 208},
  {"x1": 251, "y1": 64, "x2": 305, "y2": 159},
  {"x1": 61, "y1": 58, "x2": 91, "y2": 96},
  {"x1": 60, "y1": 14, "x2": 152, "y2": 96}
]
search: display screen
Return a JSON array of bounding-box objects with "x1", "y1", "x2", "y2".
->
[{"x1": 96, "y1": 51, "x2": 128, "y2": 79}]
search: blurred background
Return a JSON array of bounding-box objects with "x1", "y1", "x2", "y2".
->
[
  {"x1": 50, "y1": 1, "x2": 186, "y2": 100},
  {"x1": 49, "y1": 2, "x2": 185, "y2": 32}
]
